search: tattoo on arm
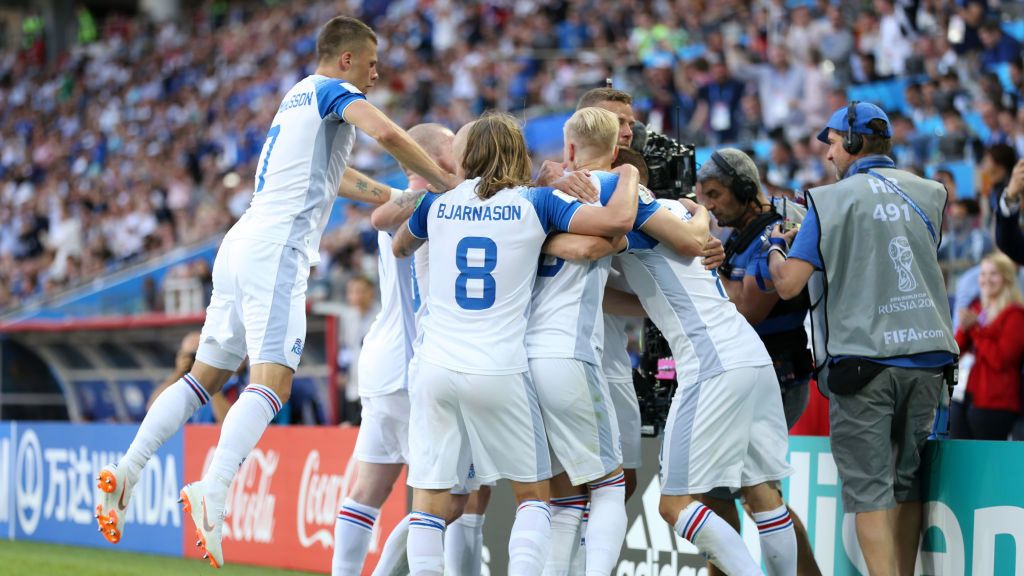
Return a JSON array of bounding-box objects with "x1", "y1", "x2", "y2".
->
[
  {"x1": 356, "y1": 179, "x2": 368, "y2": 192},
  {"x1": 371, "y1": 186, "x2": 387, "y2": 199},
  {"x1": 396, "y1": 190, "x2": 427, "y2": 208}
]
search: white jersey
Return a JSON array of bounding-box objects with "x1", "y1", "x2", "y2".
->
[
  {"x1": 602, "y1": 266, "x2": 635, "y2": 381},
  {"x1": 227, "y1": 75, "x2": 366, "y2": 265},
  {"x1": 359, "y1": 232, "x2": 417, "y2": 396},
  {"x1": 408, "y1": 178, "x2": 581, "y2": 375},
  {"x1": 619, "y1": 199, "x2": 771, "y2": 386},
  {"x1": 526, "y1": 173, "x2": 658, "y2": 364}
]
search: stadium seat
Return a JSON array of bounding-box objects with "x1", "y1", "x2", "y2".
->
[
  {"x1": 75, "y1": 379, "x2": 120, "y2": 422},
  {"x1": 118, "y1": 379, "x2": 156, "y2": 421}
]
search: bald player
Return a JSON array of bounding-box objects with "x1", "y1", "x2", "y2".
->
[{"x1": 333, "y1": 124, "x2": 462, "y2": 575}]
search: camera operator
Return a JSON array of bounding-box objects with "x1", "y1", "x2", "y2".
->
[
  {"x1": 769, "y1": 102, "x2": 958, "y2": 576},
  {"x1": 695, "y1": 148, "x2": 821, "y2": 576}
]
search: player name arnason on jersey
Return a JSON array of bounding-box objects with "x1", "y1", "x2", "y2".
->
[
  {"x1": 278, "y1": 91, "x2": 313, "y2": 113},
  {"x1": 436, "y1": 202, "x2": 522, "y2": 222}
]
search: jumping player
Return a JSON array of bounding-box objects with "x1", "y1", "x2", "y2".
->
[{"x1": 95, "y1": 16, "x2": 458, "y2": 569}]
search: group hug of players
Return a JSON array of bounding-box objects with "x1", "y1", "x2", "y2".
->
[
  {"x1": 90, "y1": 16, "x2": 808, "y2": 576},
  {"x1": 334, "y1": 103, "x2": 805, "y2": 576}
]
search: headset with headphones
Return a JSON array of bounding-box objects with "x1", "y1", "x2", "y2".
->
[
  {"x1": 710, "y1": 151, "x2": 759, "y2": 204},
  {"x1": 844, "y1": 100, "x2": 864, "y2": 155}
]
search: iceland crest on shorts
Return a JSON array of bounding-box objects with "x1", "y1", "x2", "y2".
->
[{"x1": 292, "y1": 338, "x2": 304, "y2": 356}]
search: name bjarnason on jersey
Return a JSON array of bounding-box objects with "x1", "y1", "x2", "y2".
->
[{"x1": 436, "y1": 203, "x2": 523, "y2": 222}]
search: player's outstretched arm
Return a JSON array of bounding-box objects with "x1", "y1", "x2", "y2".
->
[
  {"x1": 638, "y1": 199, "x2": 710, "y2": 257},
  {"x1": 393, "y1": 221, "x2": 426, "y2": 259},
  {"x1": 371, "y1": 189, "x2": 427, "y2": 232},
  {"x1": 543, "y1": 233, "x2": 626, "y2": 261},
  {"x1": 567, "y1": 164, "x2": 639, "y2": 237},
  {"x1": 343, "y1": 100, "x2": 458, "y2": 193},
  {"x1": 338, "y1": 167, "x2": 399, "y2": 204},
  {"x1": 603, "y1": 287, "x2": 647, "y2": 317}
]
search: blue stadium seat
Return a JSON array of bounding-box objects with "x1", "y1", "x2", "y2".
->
[
  {"x1": 927, "y1": 162, "x2": 976, "y2": 199},
  {"x1": 75, "y1": 380, "x2": 119, "y2": 421},
  {"x1": 1004, "y1": 20, "x2": 1024, "y2": 42},
  {"x1": 118, "y1": 379, "x2": 156, "y2": 421},
  {"x1": 847, "y1": 78, "x2": 910, "y2": 113},
  {"x1": 961, "y1": 110, "x2": 990, "y2": 142}
]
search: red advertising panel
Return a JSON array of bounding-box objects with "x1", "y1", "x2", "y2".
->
[{"x1": 184, "y1": 426, "x2": 407, "y2": 574}]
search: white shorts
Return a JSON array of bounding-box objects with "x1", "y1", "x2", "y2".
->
[
  {"x1": 531, "y1": 358, "x2": 621, "y2": 485},
  {"x1": 660, "y1": 364, "x2": 792, "y2": 496},
  {"x1": 196, "y1": 238, "x2": 309, "y2": 371},
  {"x1": 354, "y1": 390, "x2": 410, "y2": 464},
  {"x1": 407, "y1": 360, "x2": 551, "y2": 489},
  {"x1": 608, "y1": 376, "x2": 642, "y2": 470}
]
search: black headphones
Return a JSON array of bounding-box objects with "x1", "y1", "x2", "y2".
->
[
  {"x1": 710, "y1": 151, "x2": 759, "y2": 204},
  {"x1": 844, "y1": 100, "x2": 864, "y2": 155}
]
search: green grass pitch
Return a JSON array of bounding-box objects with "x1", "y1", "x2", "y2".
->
[{"x1": 0, "y1": 540, "x2": 322, "y2": 576}]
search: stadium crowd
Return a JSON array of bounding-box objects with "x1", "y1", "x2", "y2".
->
[{"x1": 1, "y1": 0, "x2": 1023, "y2": 323}]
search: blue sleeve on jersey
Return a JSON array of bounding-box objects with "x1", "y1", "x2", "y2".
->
[
  {"x1": 634, "y1": 194, "x2": 659, "y2": 229},
  {"x1": 596, "y1": 172, "x2": 657, "y2": 229},
  {"x1": 315, "y1": 79, "x2": 367, "y2": 120},
  {"x1": 786, "y1": 205, "x2": 823, "y2": 269},
  {"x1": 597, "y1": 172, "x2": 619, "y2": 205},
  {"x1": 625, "y1": 229, "x2": 658, "y2": 250},
  {"x1": 522, "y1": 187, "x2": 582, "y2": 233},
  {"x1": 408, "y1": 192, "x2": 440, "y2": 239}
]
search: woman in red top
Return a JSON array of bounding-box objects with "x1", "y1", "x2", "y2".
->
[{"x1": 952, "y1": 252, "x2": 1024, "y2": 440}]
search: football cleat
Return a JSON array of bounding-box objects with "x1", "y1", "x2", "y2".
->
[
  {"x1": 180, "y1": 482, "x2": 225, "y2": 569},
  {"x1": 94, "y1": 463, "x2": 133, "y2": 544}
]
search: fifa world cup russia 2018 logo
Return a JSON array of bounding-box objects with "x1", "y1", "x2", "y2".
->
[{"x1": 888, "y1": 236, "x2": 918, "y2": 292}]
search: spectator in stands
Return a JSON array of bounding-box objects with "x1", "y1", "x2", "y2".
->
[
  {"x1": 979, "y1": 18, "x2": 1022, "y2": 70},
  {"x1": 994, "y1": 159, "x2": 1024, "y2": 264},
  {"x1": 953, "y1": 252, "x2": 1024, "y2": 440},
  {"x1": 691, "y1": 54, "x2": 744, "y2": 145},
  {"x1": 980, "y1": 144, "x2": 1019, "y2": 219},
  {"x1": 937, "y1": 109, "x2": 980, "y2": 162},
  {"x1": 939, "y1": 199, "x2": 993, "y2": 290},
  {"x1": 337, "y1": 275, "x2": 380, "y2": 424}
]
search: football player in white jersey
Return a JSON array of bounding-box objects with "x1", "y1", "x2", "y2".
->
[
  {"x1": 391, "y1": 113, "x2": 640, "y2": 576},
  {"x1": 525, "y1": 108, "x2": 655, "y2": 576},
  {"x1": 604, "y1": 199, "x2": 797, "y2": 576},
  {"x1": 95, "y1": 16, "x2": 460, "y2": 569},
  {"x1": 536, "y1": 119, "x2": 722, "y2": 575},
  {"x1": 332, "y1": 124, "x2": 456, "y2": 575}
]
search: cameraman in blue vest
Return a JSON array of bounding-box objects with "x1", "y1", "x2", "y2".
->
[{"x1": 767, "y1": 102, "x2": 958, "y2": 576}]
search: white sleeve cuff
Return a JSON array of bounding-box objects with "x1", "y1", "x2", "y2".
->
[{"x1": 1000, "y1": 194, "x2": 1020, "y2": 218}]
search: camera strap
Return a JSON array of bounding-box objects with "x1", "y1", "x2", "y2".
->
[{"x1": 721, "y1": 210, "x2": 782, "y2": 277}]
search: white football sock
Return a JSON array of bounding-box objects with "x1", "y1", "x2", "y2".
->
[
  {"x1": 371, "y1": 514, "x2": 410, "y2": 576},
  {"x1": 408, "y1": 511, "x2": 446, "y2": 576},
  {"x1": 754, "y1": 505, "x2": 798, "y2": 576},
  {"x1": 202, "y1": 383, "x2": 281, "y2": 498},
  {"x1": 509, "y1": 500, "x2": 551, "y2": 576},
  {"x1": 445, "y1": 513, "x2": 485, "y2": 575},
  {"x1": 545, "y1": 495, "x2": 586, "y2": 576},
  {"x1": 585, "y1": 473, "x2": 627, "y2": 575},
  {"x1": 568, "y1": 503, "x2": 589, "y2": 575},
  {"x1": 332, "y1": 498, "x2": 380, "y2": 575},
  {"x1": 122, "y1": 374, "x2": 208, "y2": 480},
  {"x1": 674, "y1": 501, "x2": 761, "y2": 576}
]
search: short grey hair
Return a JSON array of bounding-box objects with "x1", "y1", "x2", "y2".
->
[{"x1": 697, "y1": 148, "x2": 762, "y2": 196}]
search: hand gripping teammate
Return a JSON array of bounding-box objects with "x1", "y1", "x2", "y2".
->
[
  {"x1": 390, "y1": 113, "x2": 640, "y2": 576},
  {"x1": 94, "y1": 16, "x2": 458, "y2": 569}
]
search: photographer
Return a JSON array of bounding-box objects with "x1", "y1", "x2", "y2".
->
[
  {"x1": 769, "y1": 102, "x2": 958, "y2": 576},
  {"x1": 695, "y1": 148, "x2": 821, "y2": 576}
]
